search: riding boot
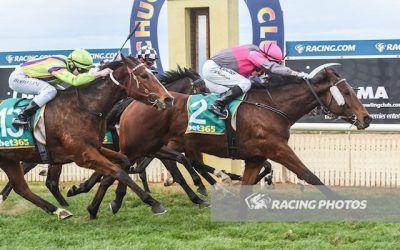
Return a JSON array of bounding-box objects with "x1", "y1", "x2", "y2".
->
[
  {"x1": 209, "y1": 85, "x2": 243, "y2": 119},
  {"x1": 12, "y1": 101, "x2": 40, "y2": 127}
]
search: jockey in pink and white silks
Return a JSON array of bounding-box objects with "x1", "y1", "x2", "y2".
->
[{"x1": 202, "y1": 42, "x2": 309, "y2": 118}]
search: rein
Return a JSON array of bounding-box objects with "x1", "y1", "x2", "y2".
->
[
  {"x1": 240, "y1": 77, "x2": 347, "y2": 125},
  {"x1": 241, "y1": 99, "x2": 292, "y2": 124},
  {"x1": 305, "y1": 79, "x2": 329, "y2": 113}
]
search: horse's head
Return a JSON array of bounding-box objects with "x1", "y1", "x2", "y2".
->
[
  {"x1": 110, "y1": 55, "x2": 174, "y2": 110},
  {"x1": 313, "y1": 66, "x2": 372, "y2": 129}
]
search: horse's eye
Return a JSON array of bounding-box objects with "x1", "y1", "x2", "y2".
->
[{"x1": 140, "y1": 73, "x2": 149, "y2": 79}]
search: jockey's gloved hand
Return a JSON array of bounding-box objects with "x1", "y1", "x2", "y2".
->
[
  {"x1": 95, "y1": 68, "x2": 113, "y2": 78},
  {"x1": 249, "y1": 76, "x2": 268, "y2": 87},
  {"x1": 295, "y1": 72, "x2": 310, "y2": 80}
]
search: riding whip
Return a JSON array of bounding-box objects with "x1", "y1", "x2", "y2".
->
[{"x1": 113, "y1": 21, "x2": 141, "y2": 61}]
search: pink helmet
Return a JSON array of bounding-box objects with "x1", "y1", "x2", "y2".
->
[{"x1": 259, "y1": 41, "x2": 284, "y2": 62}]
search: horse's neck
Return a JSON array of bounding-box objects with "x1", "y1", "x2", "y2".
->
[
  {"x1": 164, "y1": 78, "x2": 192, "y2": 94},
  {"x1": 60, "y1": 78, "x2": 126, "y2": 117},
  {"x1": 83, "y1": 79, "x2": 126, "y2": 115},
  {"x1": 261, "y1": 81, "x2": 331, "y2": 123}
]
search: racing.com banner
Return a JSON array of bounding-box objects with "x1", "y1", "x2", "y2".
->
[
  {"x1": 0, "y1": 48, "x2": 129, "y2": 67},
  {"x1": 287, "y1": 39, "x2": 400, "y2": 57}
]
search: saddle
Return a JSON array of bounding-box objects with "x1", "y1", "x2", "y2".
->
[{"x1": 0, "y1": 98, "x2": 49, "y2": 162}]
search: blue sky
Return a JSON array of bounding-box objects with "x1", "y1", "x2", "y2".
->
[{"x1": 0, "y1": 0, "x2": 399, "y2": 68}]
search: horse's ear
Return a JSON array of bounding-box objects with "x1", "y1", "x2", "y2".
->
[
  {"x1": 121, "y1": 54, "x2": 134, "y2": 67},
  {"x1": 120, "y1": 54, "x2": 127, "y2": 63}
]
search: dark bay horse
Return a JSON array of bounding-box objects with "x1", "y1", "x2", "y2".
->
[
  {"x1": 85, "y1": 66, "x2": 372, "y2": 218},
  {"x1": 0, "y1": 55, "x2": 173, "y2": 219},
  {"x1": 0, "y1": 66, "x2": 223, "y2": 211}
]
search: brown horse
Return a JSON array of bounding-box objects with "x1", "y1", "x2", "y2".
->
[
  {"x1": 85, "y1": 65, "x2": 372, "y2": 219},
  {"x1": 0, "y1": 55, "x2": 173, "y2": 219}
]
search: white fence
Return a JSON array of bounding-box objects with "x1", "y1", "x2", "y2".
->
[
  {"x1": 0, "y1": 159, "x2": 169, "y2": 183},
  {"x1": 271, "y1": 133, "x2": 400, "y2": 187},
  {"x1": 0, "y1": 133, "x2": 399, "y2": 187}
]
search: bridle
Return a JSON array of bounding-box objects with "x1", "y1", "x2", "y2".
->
[
  {"x1": 109, "y1": 62, "x2": 161, "y2": 106},
  {"x1": 305, "y1": 77, "x2": 358, "y2": 125},
  {"x1": 110, "y1": 63, "x2": 150, "y2": 97}
]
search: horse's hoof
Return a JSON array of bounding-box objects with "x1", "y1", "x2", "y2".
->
[
  {"x1": 199, "y1": 201, "x2": 211, "y2": 208},
  {"x1": 221, "y1": 176, "x2": 232, "y2": 184},
  {"x1": 164, "y1": 177, "x2": 174, "y2": 187},
  {"x1": 0, "y1": 195, "x2": 4, "y2": 205},
  {"x1": 89, "y1": 214, "x2": 97, "y2": 220},
  {"x1": 67, "y1": 186, "x2": 77, "y2": 197},
  {"x1": 53, "y1": 208, "x2": 73, "y2": 220},
  {"x1": 109, "y1": 201, "x2": 121, "y2": 215},
  {"x1": 197, "y1": 186, "x2": 208, "y2": 196},
  {"x1": 151, "y1": 204, "x2": 166, "y2": 215}
]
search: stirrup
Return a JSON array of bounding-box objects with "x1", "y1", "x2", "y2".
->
[
  {"x1": 209, "y1": 105, "x2": 228, "y2": 119},
  {"x1": 12, "y1": 117, "x2": 30, "y2": 130}
]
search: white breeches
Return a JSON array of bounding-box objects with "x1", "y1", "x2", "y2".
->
[
  {"x1": 9, "y1": 67, "x2": 57, "y2": 107},
  {"x1": 202, "y1": 59, "x2": 251, "y2": 94}
]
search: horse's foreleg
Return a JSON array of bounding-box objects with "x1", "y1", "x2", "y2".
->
[
  {"x1": 46, "y1": 164, "x2": 69, "y2": 206},
  {"x1": 87, "y1": 175, "x2": 116, "y2": 219},
  {"x1": 67, "y1": 172, "x2": 103, "y2": 197},
  {"x1": 80, "y1": 147, "x2": 165, "y2": 218},
  {"x1": 0, "y1": 162, "x2": 38, "y2": 204},
  {"x1": 269, "y1": 143, "x2": 339, "y2": 198},
  {"x1": 110, "y1": 159, "x2": 151, "y2": 215},
  {"x1": 254, "y1": 161, "x2": 272, "y2": 184},
  {"x1": 133, "y1": 157, "x2": 154, "y2": 174},
  {"x1": 163, "y1": 160, "x2": 208, "y2": 207},
  {"x1": 192, "y1": 163, "x2": 232, "y2": 183},
  {"x1": 109, "y1": 180, "x2": 127, "y2": 215},
  {"x1": 0, "y1": 160, "x2": 72, "y2": 219},
  {"x1": 242, "y1": 161, "x2": 264, "y2": 185},
  {"x1": 159, "y1": 148, "x2": 208, "y2": 197},
  {"x1": 139, "y1": 170, "x2": 150, "y2": 193},
  {"x1": 98, "y1": 147, "x2": 131, "y2": 168}
]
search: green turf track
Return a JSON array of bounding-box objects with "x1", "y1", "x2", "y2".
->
[{"x1": 0, "y1": 183, "x2": 399, "y2": 250}]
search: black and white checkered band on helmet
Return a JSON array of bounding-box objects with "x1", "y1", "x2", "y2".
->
[{"x1": 137, "y1": 46, "x2": 158, "y2": 60}]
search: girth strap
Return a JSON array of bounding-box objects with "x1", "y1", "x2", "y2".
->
[
  {"x1": 30, "y1": 118, "x2": 51, "y2": 164},
  {"x1": 225, "y1": 115, "x2": 239, "y2": 159}
]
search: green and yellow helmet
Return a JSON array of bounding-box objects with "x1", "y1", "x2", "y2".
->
[{"x1": 68, "y1": 49, "x2": 94, "y2": 72}]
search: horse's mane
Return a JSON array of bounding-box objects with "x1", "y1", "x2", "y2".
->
[
  {"x1": 157, "y1": 65, "x2": 200, "y2": 85},
  {"x1": 99, "y1": 60, "x2": 124, "y2": 71},
  {"x1": 99, "y1": 55, "x2": 143, "y2": 71}
]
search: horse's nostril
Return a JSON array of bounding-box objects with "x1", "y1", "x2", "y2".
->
[
  {"x1": 164, "y1": 97, "x2": 174, "y2": 106},
  {"x1": 364, "y1": 115, "x2": 373, "y2": 125}
]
